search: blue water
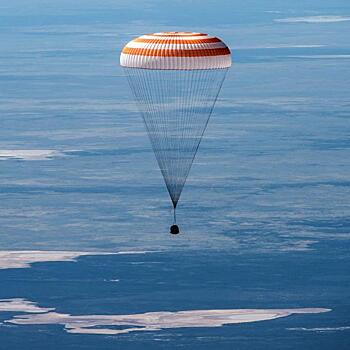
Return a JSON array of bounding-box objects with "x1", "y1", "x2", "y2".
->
[{"x1": 0, "y1": 0, "x2": 349, "y2": 348}]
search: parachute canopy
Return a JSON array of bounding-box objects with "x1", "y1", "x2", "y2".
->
[
  {"x1": 120, "y1": 31, "x2": 231, "y2": 70},
  {"x1": 120, "y1": 32, "x2": 231, "y2": 218}
]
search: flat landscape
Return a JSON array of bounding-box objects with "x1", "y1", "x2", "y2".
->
[{"x1": 0, "y1": 1, "x2": 349, "y2": 349}]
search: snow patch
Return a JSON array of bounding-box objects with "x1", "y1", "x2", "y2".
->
[
  {"x1": 0, "y1": 250, "x2": 156, "y2": 270},
  {"x1": 0, "y1": 298, "x2": 331, "y2": 336},
  {"x1": 275, "y1": 16, "x2": 350, "y2": 23},
  {"x1": 0, "y1": 150, "x2": 62, "y2": 161}
]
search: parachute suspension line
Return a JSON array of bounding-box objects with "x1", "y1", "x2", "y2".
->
[
  {"x1": 126, "y1": 68, "x2": 169, "y2": 192},
  {"x1": 173, "y1": 206, "x2": 176, "y2": 224},
  {"x1": 189, "y1": 68, "x2": 228, "y2": 172},
  {"x1": 180, "y1": 69, "x2": 209, "y2": 189},
  {"x1": 124, "y1": 67, "x2": 228, "y2": 216}
]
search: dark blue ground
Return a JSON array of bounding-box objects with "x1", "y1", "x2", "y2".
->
[{"x1": 0, "y1": 244, "x2": 349, "y2": 349}]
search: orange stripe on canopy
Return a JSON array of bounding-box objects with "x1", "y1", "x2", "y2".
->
[
  {"x1": 133, "y1": 37, "x2": 222, "y2": 44},
  {"x1": 122, "y1": 47, "x2": 231, "y2": 57},
  {"x1": 149, "y1": 33, "x2": 207, "y2": 37}
]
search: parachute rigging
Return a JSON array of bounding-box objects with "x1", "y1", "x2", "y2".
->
[{"x1": 120, "y1": 32, "x2": 231, "y2": 232}]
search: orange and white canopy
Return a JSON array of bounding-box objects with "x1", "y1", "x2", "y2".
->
[{"x1": 120, "y1": 32, "x2": 231, "y2": 70}]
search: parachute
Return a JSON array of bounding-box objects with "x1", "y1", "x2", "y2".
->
[{"x1": 120, "y1": 32, "x2": 231, "y2": 232}]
